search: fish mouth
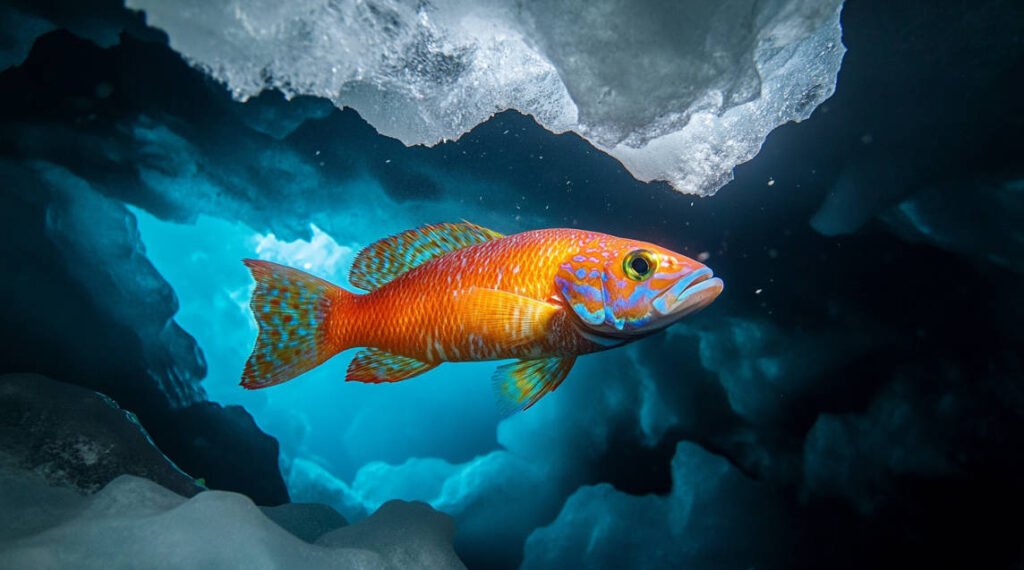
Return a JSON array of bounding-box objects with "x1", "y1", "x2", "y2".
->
[{"x1": 651, "y1": 267, "x2": 724, "y2": 319}]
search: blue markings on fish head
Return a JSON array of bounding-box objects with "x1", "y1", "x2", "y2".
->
[
  {"x1": 555, "y1": 270, "x2": 606, "y2": 326},
  {"x1": 555, "y1": 239, "x2": 725, "y2": 342}
]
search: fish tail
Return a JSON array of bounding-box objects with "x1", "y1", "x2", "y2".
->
[{"x1": 241, "y1": 259, "x2": 354, "y2": 389}]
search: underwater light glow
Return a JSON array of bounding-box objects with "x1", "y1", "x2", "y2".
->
[{"x1": 133, "y1": 212, "x2": 504, "y2": 494}]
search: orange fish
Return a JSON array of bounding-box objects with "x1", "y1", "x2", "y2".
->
[{"x1": 242, "y1": 222, "x2": 723, "y2": 413}]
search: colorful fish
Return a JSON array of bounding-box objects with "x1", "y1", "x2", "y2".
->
[{"x1": 242, "y1": 222, "x2": 723, "y2": 413}]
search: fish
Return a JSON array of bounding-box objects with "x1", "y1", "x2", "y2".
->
[{"x1": 241, "y1": 222, "x2": 724, "y2": 413}]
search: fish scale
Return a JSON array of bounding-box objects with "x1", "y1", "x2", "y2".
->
[{"x1": 344, "y1": 230, "x2": 582, "y2": 362}]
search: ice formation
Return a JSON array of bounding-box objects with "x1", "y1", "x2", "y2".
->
[
  {"x1": 677, "y1": 318, "x2": 874, "y2": 425},
  {"x1": 0, "y1": 469, "x2": 464, "y2": 570},
  {"x1": 19, "y1": 162, "x2": 207, "y2": 408},
  {"x1": 882, "y1": 177, "x2": 1024, "y2": 274},
  {"x1": 126, "y1": 0, "x2": 845, "y2": 195},
  {"x1": 0, "y1": 373, "x2": 200, "y2": 497},
  {"x1": 521, "y1": 442, "x2": 791, "y2": 569}
]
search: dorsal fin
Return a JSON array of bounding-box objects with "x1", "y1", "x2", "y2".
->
[{"x1": 349, "y1": 222, "x2": 503, "y2": 291}]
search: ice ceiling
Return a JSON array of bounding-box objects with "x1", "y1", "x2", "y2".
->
[{"x1": 126, "y1": 0, "x2": 845, "y2": 195}]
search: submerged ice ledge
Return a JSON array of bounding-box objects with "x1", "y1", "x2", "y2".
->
[{"x1": 126, "y1": 0, "x2": 845, "y2": 196}]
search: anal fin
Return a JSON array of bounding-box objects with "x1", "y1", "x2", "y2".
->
[
  {"x1": 347, "y1": 348, "x2": 437, "y2": 383},
  {"x1": 492, "y1": 356, "x2": 576, "y2": 415}
]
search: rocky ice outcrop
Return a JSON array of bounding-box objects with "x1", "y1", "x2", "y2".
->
[
  {"x1": 0, "y1": 157, "x2": 289, "y2": 504},
  {"x1": 0, "y1": 373, "x2": 200, "y2": 497},
  {"x1": 126, "y1": 0, "x2": 845, "y2": 195},
  {"x1": 0, "y1": 373, "x2": 464, "y2": 570},
  {"x1": 521, "y1": 442, "x2": 793, "y2": 570},
  {"x1": 259, "y1": 502, "x2": 350, "y2": 544},
  {"x1": 881, "y1": 177, "x2": 1024, "y2": 274},
  {"x1": 0, "y1": 469, "x2": 464, "y2": 570}
]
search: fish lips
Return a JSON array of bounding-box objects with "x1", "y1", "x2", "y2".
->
[{"x1": 651, "y1": 267, "x2": 724, "y2": 319}]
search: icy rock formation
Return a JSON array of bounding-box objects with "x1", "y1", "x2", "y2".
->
[
  {"x1": 287, "y1": 446, "x2": 563, "y2": 567},
  {"x1": 881, "y1": 177, "x2": 1024, "y2": 274},
  {"x1": 150, "y1": 401, "x2": 291, "y2": 506},
  {"x1": 0, "y1": 160, "x2": 289, "y2": 504},
  {"x1": 802, "y1": 363, "x2": 1024, "y2": 517},
  {"x1": 0, "y1": 467, "x2": 465, "y2": 570},
  {"x1": 35, "y1": 162, "x2": 207, "y2": 408},
  {"x1": 0, "y1": 4, "x2": 55, "y2": 69},
  {"x1": 0, "y1": 0, "x2": 163, "y2": 71},
  {"x1": 126, "y1": 0, "x2": 845, "y2": 195},
  {"x1": 522, "y1": 441, "x2": 793, "y2": 570},
  {"x1": 677, "y1": 318, "x2": 876, "y2": 425},
  {"x1": 802, "y1": 382, "x2": 957, "y2": 515},
  {"x1": 317, "y1": 500, "x2": 463, "y2": 568},
  {"x1": 259, "y1": 503, "x2": 349, "y2": 544},
  {"x1": 809, "y1": 153, "x2": 918, "y2": 236},
  {"x1": 0, "y1": 379, "x2": 459, "y2": 569},
  {"x1": 230, "y1": 91, "x2": 338, "y2": 140},
  {"x1": 285, "y1": 457, "x2": 370, "y2": 521},
  {"x1": 811, "y1": 166, "x2": 1024, "y2": 274},
  {"x1": 0, "y1": 156, "x2": 206, "y2": 406},
  {"x1": 0, "y1": 374, "x2": 200, "y2": 497},
  {"x1": 285, "y1": 456, "x2": 462, "y2": 523}
]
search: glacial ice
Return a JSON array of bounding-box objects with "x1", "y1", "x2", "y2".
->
[
  {"x1": 882, "y1": 177, "x2": 1024, "y2": 274},
  {"x1": 0, "y1": 369, "x2": 460, "y2": 567},
  {"x1": 126, "y1": 0, "x2": 845, "y2": 195},
  {"x1": 677, "y1": 318, "x2": 874, "y2": 425},
  {"x1": 521, "y1": 442, "x2": 792, "y2": 570},
  {"x1": 282, "y1": 352, "x2": 647, "y2": 567},
  {"x1": 0, "y1": 5, "x2": 55, "y2": 70},
  {"x1": 259, "y1": 502, "x2": 349, "y2": 543},
  {"x1": 32, "y1": 162, "x2": 207, "y2": 408},
  {"x1": 0, "y1": 467, "x2": 465, "y2": 570},
  {"x1": 0, "y1": 373, "x2": 200, "y2": 497},
  {"x1": 802, "y1": 382, "x2": 957, "y2": 515}
]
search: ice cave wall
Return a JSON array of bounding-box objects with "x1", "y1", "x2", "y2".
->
[{"x1": 126, "y1": 0, "x2": 846, "y2": 196}]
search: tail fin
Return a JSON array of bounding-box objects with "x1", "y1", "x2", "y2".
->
[{"x1": 241, "y1": 259, "x2": 352, "y2": 389}]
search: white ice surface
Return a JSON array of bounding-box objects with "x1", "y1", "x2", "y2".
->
[
  {"x1": 0, "y1": 466, "x2": 464, "y2": 570},
  {"x1": 126, "y1": 0, "x2": 844, "y2": 195}
]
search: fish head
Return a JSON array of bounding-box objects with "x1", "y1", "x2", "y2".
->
[{"x1": 554, "y1": 235, "x2": 724, "y2": 339}]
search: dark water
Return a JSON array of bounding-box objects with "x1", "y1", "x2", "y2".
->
[{"x1": 0, "y1": 0, "x2": 1022, "y2": 568}]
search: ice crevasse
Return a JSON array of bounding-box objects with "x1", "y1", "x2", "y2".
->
[{"x1": 126, "y1": 0, "x2": 845, "y2": 196}]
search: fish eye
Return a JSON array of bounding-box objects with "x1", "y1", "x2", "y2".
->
[{"x1": 623, "y1": 249, "x2": 657, "y2": 281}]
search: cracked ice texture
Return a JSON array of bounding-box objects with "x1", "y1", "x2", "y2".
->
[{"x1": 126, "y1": 0, "x2": 845, "y2": 195}]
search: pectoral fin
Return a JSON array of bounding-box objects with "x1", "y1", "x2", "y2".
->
[
  {"x1": 492, "y1": 356, "x2": 576, "y2": 415},
  {"x1": 346, "y1": 348, "x2": 437, "y2": 383},
  {"x1": 461, "y1": 288, "x2": 560, "y2": 347}
]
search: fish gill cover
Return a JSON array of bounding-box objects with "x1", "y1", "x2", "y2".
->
[{"x1": 125, "y1": 0, "x2": 845, "y2": 195}]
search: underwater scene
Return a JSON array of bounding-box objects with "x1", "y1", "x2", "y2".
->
[{"x1": 1, "y1": 0, "x2": 1022, "y2": 568}]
